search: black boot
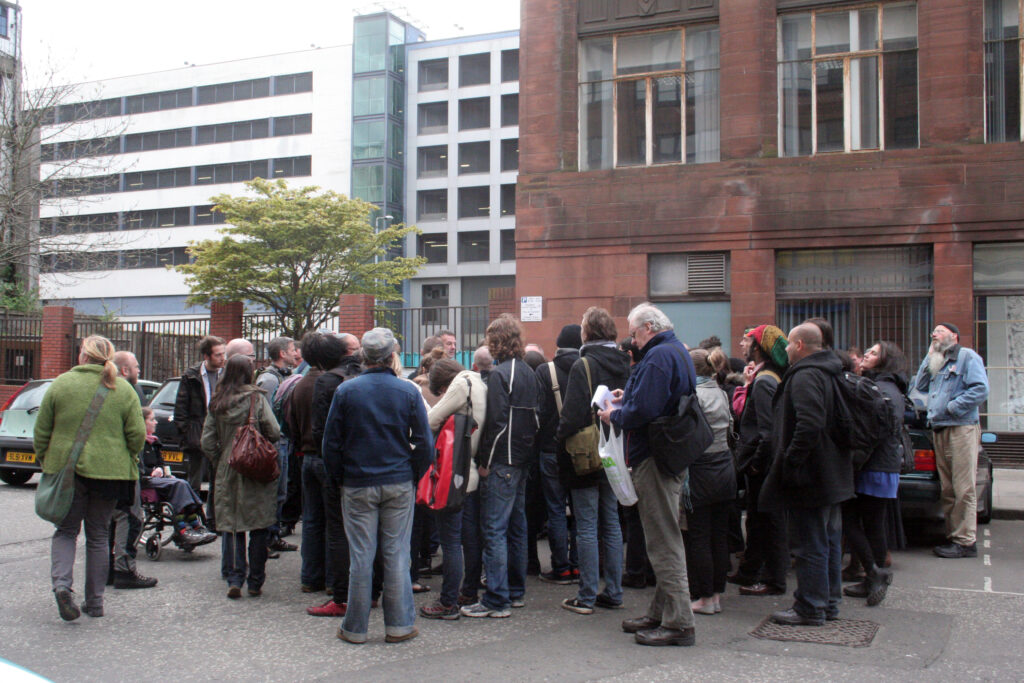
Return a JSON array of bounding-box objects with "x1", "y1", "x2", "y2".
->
[{"x1": 865, "y1": 565, "x2": 892, "y2": 607}]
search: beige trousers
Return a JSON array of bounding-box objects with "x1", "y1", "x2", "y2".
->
[{"x1": 933, "y1": 423, "x2": 980, "y2": 546}]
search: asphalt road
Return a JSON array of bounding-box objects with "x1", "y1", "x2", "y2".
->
[{"x1": 2, "y1": 480, "x2": 1024, "y2": 682}]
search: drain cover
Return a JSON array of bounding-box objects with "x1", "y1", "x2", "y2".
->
[{"x1": 749, "y1": 616, "x2": 879, "y2": 648}]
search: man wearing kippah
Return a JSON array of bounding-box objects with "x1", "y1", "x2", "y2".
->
[{"x1": 912, "y1": 323, "x2": 989, "y2": 559}]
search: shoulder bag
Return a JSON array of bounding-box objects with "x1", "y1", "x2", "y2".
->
[
  {"x1": 562, "y1": 358, "x2": 602, "y2": 476},
  {"x1": 35, "y1": 384, "x2": 111, "y2": 525},
  {"x1": 228, "y1": 394, "x2": 280, "y2": 483},
  {"x1": 647, "y1": 344, "x2": 714, "y2": 477}
]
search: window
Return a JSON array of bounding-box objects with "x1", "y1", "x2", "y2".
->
[
  {"x1": 196, "y1": 78, "x2": 271, "y2": 105},
  {"x1": 389, "y1": 79, "x2": 405, "y2": 116},
  {"x1": 417, "y1": 234, "x2": 448, "y2": 264},
  {"x1": 50, "y1": 174, "x2": 119, "y2": 198},
  {"x1": 500, "y1": 184, "x2": 516, "y2": 216},
  {"x1": 500, "y1": 229, "x2": 515, "y2": 261},
  {"x1": 502, "y1": 49, "x2": 519, "y2": 82},
  {"x1": 418, "y1": 102, "x2": 448, "y2": 134},
  {"x1": 459, "y1": 97, "x2": 490, "y2": 130},
  {"x1": 458, "y1": 231, "x2": 490, "y2": 262},
  {"x1": 458, "y1": 186, "x2": 490, "y2": 219},
  {"x1": 460, "y1": 53, "x2": 491, "y2": 87},
  {"x1": 195, "y1": 160, "x2": 269, "y2": 185},
  {"x1": 649, "y1": 253, "x2": 729, "y2": 297},
  {"x1": 387, "y1": 166, "x2": 403, "y2": 204},
  {"x1": 0, "y1": 7, "x2": 8, "y2": 38},
  {"x1": 458, "y1": 141, "x2": 490, "y2": 174},
  {"x1": 417, "y1": 145, "x2": 448, "y2": 178},
  {"x1": 501, "y1": 93, "x2": 519, "y2": 126},
  {"x1": 422, "y1": 284, "x2": 450, "y2": 323},
  {"x1": 974, "y1": 243, "x2": 1024, "y2": 431},
  {"x1": 353, "y1": 120, "x2": 386, "y2": 159},
  {"x1": 417, "y1": 189, "x2": 447, "y2": 221},
  {"x1": 194, "y1": 205, "x2": 226, "y2": 225},
  {"x1": 985, "y1": 0, "x2": 1023, "y2": 142},
  {"x1": 354, "y1": 17, "x2": 387, "y2": 73},
  {"x1": 42, "y1": 136, "x2": 120, "y2": 161},
  {"x1": 779, "y1": 3, "x2": 918, "y2": 156},
  {"x1": 273, "y1": 156, "x2": 311, "y2": 178},
  {"x1": 125, "y1": 89, "x2": 191, "y2": 114},
  {"x1": 273, "y1": 72, "x2": 313, "y2": 95},
  {"x1": 273, "y1": 114, "x2": 312, "y2": 136},
  {"x1": 501, "y1": 138, "x2": 519, "y2": 171},
  {"x1": 353, "y1": 77, "x2": 386, "y2": 116},
  {"x1": 123, "y1": 167, "x2": 191, "y2": 191},
  {"x1": 352, "y1": 165, "x2": 384, "y2": 203},
  {"x1": 51, "y1": 213, "x2": 119, "y2": 235},
  {"x1": 579, "y1": 26, "x2": 720, "y2": 170},
  {"x1": 418, "y1": 58, "x2": 448, "y2": 91}
]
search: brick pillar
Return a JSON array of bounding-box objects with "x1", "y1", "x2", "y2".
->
[
  {"x1": 41, "y1": 305, "x2": 75, "y2": 378},
  {"x1": 210, "y1": 301, "x2": 243, "y2": 342},
  {"x1": 918, "y1": 1, "x2": 984, "y2": 144},
  {"x1": 338, "y1": 294, "x2": 375, "y2": 338},
  {"x1": 730, "y1": 249, "x2": 776, "y2": 346},
  {"x1": 719, "y1": 0, "x2": 777, "y2": 159},
  {"x1": 933, "y1": 241, "x2": 974, "y2": 349},
  {"x1": 488, "y1": 287, "x2": 516, "y2": 321}
]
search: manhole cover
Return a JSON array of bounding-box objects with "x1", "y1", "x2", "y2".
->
[{"x1": 749, "y1": 616, "x2": 880, "y2": 648}]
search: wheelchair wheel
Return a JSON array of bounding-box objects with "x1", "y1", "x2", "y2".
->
[{"x1": 145, "y1": 534, "x2": 162, "y2": 561}]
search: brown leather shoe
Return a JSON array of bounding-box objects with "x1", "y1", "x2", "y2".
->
[
  {"x1": 622, "y1": 616, "x2": 660, "y2": 633},
  {"x1": 385, "y1": 627, "x2": 419, "y2": 643},
  {"x1": 739, "y1": 582, "x2": 784, "y2": 596},
  {"x1": 635, "y1": 626, "x2": 696, "y2": 646}
]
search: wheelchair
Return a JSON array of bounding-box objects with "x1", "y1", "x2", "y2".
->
[{"x1": 138, "y1": 488, "x2": 198, "y2": 561}]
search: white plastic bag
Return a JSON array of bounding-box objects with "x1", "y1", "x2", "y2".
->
[{"x1": 600, "y1": 424, "x2": 637, "y2": 506}]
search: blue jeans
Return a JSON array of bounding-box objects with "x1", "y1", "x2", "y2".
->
[
  {"x1": 301, "y1": 456, "x2": 332, "y2": 588},
  {"x1": 222, "y1": 529, "x2": 269, "y2": 591},
  {"x1": 435, "y1": 506, "x2": 463, "y2": 607},
  {"x1": 268, "y1": 436, "x2": 290, "y2": 538},
  {"x1": 460, "y1": 490, "x2": 483, "y2": 600},
  {"x1": 571, "y1": 480, "x2": 623, "y2": 607},
  {"x1": 539, "y1": 451, "x2": 572, "y2": 573},
  {"x1": 480, "y1": 462, "x2": 528, "y2": 610},
  {"x1": 341, "y1": 482, "x2": 416, "y2": 642},
  {"x1": 788, "y1": 503, "x2": 843, "y2": 621}
]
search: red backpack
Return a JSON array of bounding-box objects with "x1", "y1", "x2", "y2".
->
[{"x1": 416, "y1": 377, "x2": 476, "y2": 511}]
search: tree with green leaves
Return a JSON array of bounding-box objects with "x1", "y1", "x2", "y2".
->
[{"x1": 175, "y1": 178, "x2": 424, "y2": 339}]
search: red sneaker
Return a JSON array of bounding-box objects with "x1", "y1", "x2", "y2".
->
[{"x1": 307, "y1": 600, "x2": 347, "y2": 617}]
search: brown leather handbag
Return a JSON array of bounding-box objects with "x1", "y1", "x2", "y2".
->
[{"x1": 227, "y1": 394, "x2": 280, "y2": 483}]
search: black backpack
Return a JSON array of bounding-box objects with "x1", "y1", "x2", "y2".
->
[{"x1": 831, "y1": 372, "x2": 900, "y2": 470}]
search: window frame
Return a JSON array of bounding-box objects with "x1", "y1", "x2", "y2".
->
[{"x1": 984, "y1": 0, "x2": 1024, "y2": 142}]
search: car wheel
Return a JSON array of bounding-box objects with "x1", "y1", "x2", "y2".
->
[{"x1": 0, "y1": 469, "x2": 33, "y2": 486}]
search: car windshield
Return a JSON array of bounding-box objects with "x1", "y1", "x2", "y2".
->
[
  {"x1": 7, "y1": 381, "x2": 52, "y2": 411},
  {"x1": 150, "y1": 379, "x2": 180, "y2": 408}
]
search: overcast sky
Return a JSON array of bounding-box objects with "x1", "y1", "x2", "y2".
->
[{"x1": 22, "y1": 0, "x2": 521, "y2": 87}]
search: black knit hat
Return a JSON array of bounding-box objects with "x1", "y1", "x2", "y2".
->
[
  {"x1": 556, "y1": 324, "x2": 583, "y2": 349},
  {"x1": 936, "y1": 322, "x2": 960, "y2": 338}
]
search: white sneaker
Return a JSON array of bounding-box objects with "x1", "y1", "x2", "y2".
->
[{"x1": 460, "y1": 602, "x2": 511, "y2": 618}]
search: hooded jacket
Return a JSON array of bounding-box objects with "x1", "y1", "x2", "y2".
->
[
  {"x1": 609, "y1": 330, "x2": 696, "y2": 469},
  {"x1": 689, "y1": 379, "x2": 736, "y2": 507},
  {"x1": 476, "y1": 356, "x2": 541, "y2": 469},
  {"x1": 760, "y1": 350, "x2": 853, "y2": 511},
  {"x1": 735, "y1": 369, "x2": 781, "y2": 476},
  {"x1": 535, "y1": 348, "x2": 580, "y2": 456},
  {"x1": 555, "y1": 343, "x2": 631, "y2": 488},
  {"x1": 861, "y1": 370, "x2": 907, "y2": 474}
]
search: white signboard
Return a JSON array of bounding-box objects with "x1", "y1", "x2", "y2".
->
[{"x1": 520, "y1": 296, "x2": 542, "y2": 322}]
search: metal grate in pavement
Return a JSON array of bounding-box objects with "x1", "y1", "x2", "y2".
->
[{"x1": 749, "y1": 616, "x2": 880, "y2": 648}]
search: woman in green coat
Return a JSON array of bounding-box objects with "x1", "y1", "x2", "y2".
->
[
  {"x1": 35, "y1": 335, "x2": 146, "y2": 621},
  {"x1": 201, "y1": 354, "x2": 280, "y2": 598}
]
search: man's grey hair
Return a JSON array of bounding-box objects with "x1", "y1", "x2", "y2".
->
[
  {"x1": 338, "y1": 333, "x2": 359, "y2": 354},
  {"x1": 361, "y1": 327, "x2": 396, "y2": 366},
  {"x1": 267, "y1": 336, "x2": 294, "y2": 361},
  {"x1": 473, "y1": 345, "x2": 493, "y2": 371},
  {"x1": 627, "y1": 303, "x2": 673, "y2": 333}
]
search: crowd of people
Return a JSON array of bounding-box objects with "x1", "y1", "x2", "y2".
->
[{"x1": 34, "y1": 305, "x2": 989, "y2": 646}]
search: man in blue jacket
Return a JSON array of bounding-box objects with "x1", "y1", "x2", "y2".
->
[
  {"x1": 322, "y1": 327, "x2": 433, "y2": 644},
  {"x1": 913, "y1": 323, "x2": 990, "y2": 559},
  {"x1": 598, "y1": 303, "x2": 697, "y2": 647}
]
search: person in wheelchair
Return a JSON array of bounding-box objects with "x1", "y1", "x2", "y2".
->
[{"x1": 141, "y1": 408, "x2": 216, "y2": 547}]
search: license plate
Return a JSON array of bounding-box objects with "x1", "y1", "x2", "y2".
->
[
  {"x1": 5, "y1": 451, "x2": 35, "y2": 463},
  {"x1": 163, "y1": 451, "x2": 184, "y2": 463}
]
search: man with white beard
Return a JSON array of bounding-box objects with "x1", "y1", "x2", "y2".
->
[{"x1": 912, "y1": 323, "x2": 989, "y2": 559}]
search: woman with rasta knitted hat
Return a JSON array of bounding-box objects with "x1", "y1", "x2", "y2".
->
[{"x1": 729, "y1": 324, "x2": 789, "y2": 596}]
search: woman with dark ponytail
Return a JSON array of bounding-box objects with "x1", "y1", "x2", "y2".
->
[{"x1": 35, "y1": 335, "x2": 147, "y2": 621}]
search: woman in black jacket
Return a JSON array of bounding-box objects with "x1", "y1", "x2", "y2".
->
[
  {"x1": 842, "y1": 341, "x2": 906, "y2": 606},
  {"x1": 555, "y1": 307, "x2": 631, "y2": 614}
]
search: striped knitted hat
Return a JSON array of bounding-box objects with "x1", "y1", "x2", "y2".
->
[{"x1": 746, "y1": 324, "x2": 789, "y2": 369}]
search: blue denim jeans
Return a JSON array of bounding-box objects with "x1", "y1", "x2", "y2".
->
[
  {"x1": 788, "y1": 503, "x2": 843, "y2": 621},
  {"x1": 222, "y1": 529, "x2": 269, "y2": 591},
  {"x1": 268, "y1": 436, "x2": 291, "y2": 538},
  {"x1": 435, "y1": 506, "x2": 463, "y2": 607},
  {"x1": 341, "y1": 482, "x2": 416, "y2": 643},
  {"x1": 301, "y1": 455, "x2": 332, "y2": 588},
  {"x1": 539, "y1": 451, "x2": 572, "y2": 573},
  {"x1": 480, "y1": 462, "x2": 528, "y2": 610},
  {"x1": 460, "y1": 490, "x2": 483, "y2": 600},
  {"x1": 571, "y1": 480, "x2": 623, "y2": 607}
]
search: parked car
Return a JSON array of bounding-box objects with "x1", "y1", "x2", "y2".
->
[
  {"x1": 0, "y1": 377, "x2": 170, "y2": 486},
  {"x1": 137, "y1": 379, "x2": 161, "y2": 404},
  {"x1": 899, "y1": 408, "x2": 994, "y2": 525},
  {"x1": 147, "y1": 377, "x2": 189, "y2": 479}
]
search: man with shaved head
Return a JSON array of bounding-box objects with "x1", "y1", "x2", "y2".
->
[{"x1": 760, "y1": 321, "x2": 853, "y2": 627}]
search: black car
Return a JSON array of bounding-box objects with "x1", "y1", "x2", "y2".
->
[{"x1": 147, "y1": 378, "x2": 191, "y2": 479}]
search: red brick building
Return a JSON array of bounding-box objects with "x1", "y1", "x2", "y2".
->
[{"x1": 516, "y1": 0, "x2": 1024, "y2": 435}]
